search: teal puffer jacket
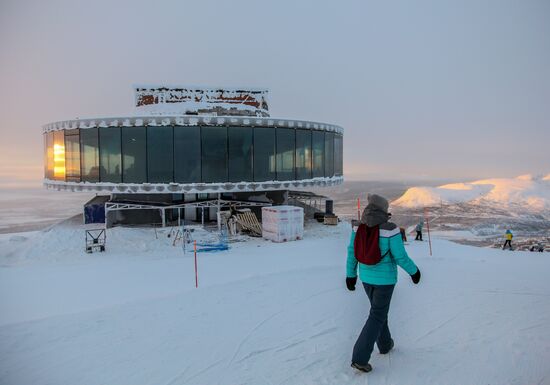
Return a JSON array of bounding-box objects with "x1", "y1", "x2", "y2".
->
[{"x1": 346, "y1": 223, "x2": 418, "y2": 285}]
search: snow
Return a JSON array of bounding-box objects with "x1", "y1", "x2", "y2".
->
[
  {"x1": 1, "y1": 219, "x2": 550, "y2": 384},
  {"x1": 393, "y1": 174, "x2": 550, "y2": 212}
]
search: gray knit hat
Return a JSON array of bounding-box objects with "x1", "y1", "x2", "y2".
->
[
  {"x1": 367, "y1": 193, "x2": 389, "y2": 213},
  {"x1": 360, "y1": 193, "x2": 390, "y2": 226}
]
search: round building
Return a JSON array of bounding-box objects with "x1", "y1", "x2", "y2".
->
[{"x1": 43, "y1": 86, "x2": 343, "y2": 226}]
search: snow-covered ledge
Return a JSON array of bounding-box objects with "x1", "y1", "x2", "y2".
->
[
  {"x1": 42, "y1": 115, "x2": 344, "y2": 135},
  {"x1": 43, "y1": 176, "x2": 344, "y2": 194}
]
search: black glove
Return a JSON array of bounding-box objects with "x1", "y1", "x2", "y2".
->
[
  {"x1": 346, "y1": 277, "x2": 357, "y2": 291},
  {"x1": 411, "y1": 269, "x2": 421, "y2": 284}
]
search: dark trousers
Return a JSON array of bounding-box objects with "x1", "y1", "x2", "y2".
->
[
  {"x1": 352, "y1": 283, "x2": 395, "y2": 365},
  {"x1": 415, "y1": 231, "x2": 423, "y2": 241},
  {"x1": 503, "y1": 240, "x2": 512, "y2": 250}
]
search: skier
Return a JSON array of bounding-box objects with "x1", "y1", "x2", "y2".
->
[
  {"x1": 503, "y1": 229, "x2": 513, "y2": 250},
  {"x1": 415, "y1": 220, "x2": 424, "y2": 241},
  {"x1": 346, "y1": 194, "x2": 421, "y2": 373}
]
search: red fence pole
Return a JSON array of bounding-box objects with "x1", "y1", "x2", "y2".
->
[
  {"x1": 424, "y1": 208, "x2": 433, "y2": 256},
  {"x1": 194, "y1": 240, "x2": 198, "y2": 288},
  {"x1": 357, "y1": 198, "x2": 361, "y2": 221}
]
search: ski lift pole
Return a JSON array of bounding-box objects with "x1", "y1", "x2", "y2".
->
[
  {"x1": 194, "y1": 240, "x2": 198, "y2": 288},
  {"x1": 424, "y1": 207, "x2": 432, "y2": 256}
]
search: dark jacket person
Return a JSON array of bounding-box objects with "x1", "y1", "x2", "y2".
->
[{"x1": 346, "y1": 194, "x2": 421, "y2": 373}]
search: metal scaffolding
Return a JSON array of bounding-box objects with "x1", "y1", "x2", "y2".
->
[{"x1": 104, "y1": 198, "x2": 271, "y2": 228}]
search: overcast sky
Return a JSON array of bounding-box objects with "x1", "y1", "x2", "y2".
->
[{"x1": 1, "y1": 0, "x2": 549, "y2": 185}]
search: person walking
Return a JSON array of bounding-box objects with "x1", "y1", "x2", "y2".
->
[
  {"x1": 415, "y1": 220, "x2": 424, "y2": 241},
  {"x1": 346, "y1": 194, "x2": 421, "y2": 373},
  {"x1": 503, "y1": 229, "x2": 513, "y2": 250}
]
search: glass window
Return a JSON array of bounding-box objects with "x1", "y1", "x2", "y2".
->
[
  {"x1": 65, "y1": 129, "x2": 80, "y2": 182},
  {"x1": 228, "y1": 127, "x2": 253, "y2": 182},
  {"x1": 276, "y1": 128, "x2": 295, "y2": 181},
  {"x1": 325, "y1": 132, "x2": 334, "y2": 177},
  {"x1": 174, "y1": 126, "x2": 201, "y2": 183},
  {"x1": 295, "y1": 129, "x2": 312, "y2": 180},
  {"x1": 201, "y1": 126, "x2": 228, "y2": 183},
  {"x1": 312, "y1": 131, "x2": 325, "y2": 178},
  {"x1": 147, "y1": 126, "x2": 173, "y2": 183},
  {"x1": 99, "y1": 127, "x2": 122, "y2": 183},
  {"x1": 45, "y1": 132, "x2": 54, "y2": 180},
  {"x1": 334, "y1": 134, "x2": 343, "y2": 176},
  {"x1": 53, "y1": 130, "x2": 65, "y2": 181},
  {"x1": 253, "y1": 127, "x2": 276, "y2": 182},
  {"x1": 80, "y1": 127, "x2": 99, "y2": 182},
  {"x1": 121, "y1": 126, "x2": 146, "y2": 183}
]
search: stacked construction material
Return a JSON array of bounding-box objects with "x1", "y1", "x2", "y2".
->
[{"x1": 262, "y1": 206, "x2": 304, "y2": 242}]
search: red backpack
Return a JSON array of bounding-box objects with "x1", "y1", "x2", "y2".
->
[{"x1": 354, "y1": 224, "x2": 386, "y2": 265}]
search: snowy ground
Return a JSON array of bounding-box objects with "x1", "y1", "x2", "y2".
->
[{"x1": 1, "y1": 219, "x2": 550, "y2": 385}]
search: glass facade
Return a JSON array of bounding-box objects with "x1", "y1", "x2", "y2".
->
[
  {"x1": 253, "y1": 127, "x2": 276, "y2": 182},
  {"x1": 65, "y1": 129, "x2": 80, "y2": 182},
  {"x1": 276, "y1": 128, "x2": 295, "y2": 181},
  {"x1": 80, "y1": 127, "x2": 99, "y2": 182},
  {"x1": 53, "y1": 130, "x2": 65, "y2": 181},
  {"x1": 324, "y1": 132, "x2": 334, "y2": 178},
  {"x1": 295, "y1": 129, "x2": 312, "y2": 180},
  {"x1": 201, "y1": 127, "x2": 228, "y2": 183},
  {"x1": 334, "y1": 134, "x2": 343, "y2": 176},
  {"x1": 174, "y1": 126, "x2": 201, "y2": 183},
  {"x1": 45, "y1": 125, "x2": 343, "y2": 184},
  {"x1": 121, "y1": 126, "x2": 146, "y2": 183},
  {"x1": 99, "y1": 127, "x2": 122, "y2": 183},
  {"x1": 45, "y1": 132, "x2": 54, "y2": 180},
  {"x1": 312, "y1": 131, "x2": 325, "y2": 178},
  {"x1": 228, "y1": 127, "x2": 253, "y2": 182},
  {"x1": 147, "y1": 126, "x2": 174, "y2": 183}
]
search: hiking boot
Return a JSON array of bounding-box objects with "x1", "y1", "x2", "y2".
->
[
  {"x1": 379, "y1": 339, "x2": 394, "y2": 354},
  {"x1": 351, "y1": 362, "x2": 372, "y2": 373}
]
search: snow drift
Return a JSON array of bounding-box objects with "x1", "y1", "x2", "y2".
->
[{"x1": 393, "y1": 174, "x2": 550, "y2": 211}]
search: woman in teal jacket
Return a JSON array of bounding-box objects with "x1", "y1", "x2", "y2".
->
[{"x1": 346, "y1": 194, "x2": 421, "y2": 373}]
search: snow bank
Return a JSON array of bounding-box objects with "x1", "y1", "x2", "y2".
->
[{"x1": 393, "y1": 174, "x2": 550, "y2": 211}]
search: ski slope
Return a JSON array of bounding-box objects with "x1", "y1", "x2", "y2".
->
[{"x1": 1, "y1": 220, "x2": 550, "y2": 385}]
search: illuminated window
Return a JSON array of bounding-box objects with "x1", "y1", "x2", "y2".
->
[{"x1": 53, "y1": 131, "x2": 65, "y2": 180}]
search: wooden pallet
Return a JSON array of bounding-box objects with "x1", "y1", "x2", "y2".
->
[{"x1": 235, "y1": 212, "x2": 262, "y2": 237}]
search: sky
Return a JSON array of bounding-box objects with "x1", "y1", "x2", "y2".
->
[{"x1": 0, "y1": 0, "x2": 549, "y2": 186}]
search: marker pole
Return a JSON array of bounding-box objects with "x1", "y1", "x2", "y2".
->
[
  {"x1": 424, "y1": 208, "x2": 432, "y2": 256},
  {"x1": 194, "y1": 240, "x2": 198, "y2": 288}
]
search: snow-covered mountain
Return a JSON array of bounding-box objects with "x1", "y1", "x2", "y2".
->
[{"x1": 393, "y1": 174, "x2": 550, "y2": 212}]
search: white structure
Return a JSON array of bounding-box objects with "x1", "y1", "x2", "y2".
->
[{"x1": 262, "y1": 206, "x2": 304, "y2": 242}]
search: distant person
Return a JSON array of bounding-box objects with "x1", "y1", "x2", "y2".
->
[
  {"x1": 415, "y1": 220, "x2": 424, "y2": 241},
  {"x1": 346, "y1": 194, "x2": 420, "y2": 374},
  {"x1": 503, "y1": 229, "x2": 513, "y2": 250},
  {"x1": 400, "y1": 227, "x2": 407, "y2": 242}
]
